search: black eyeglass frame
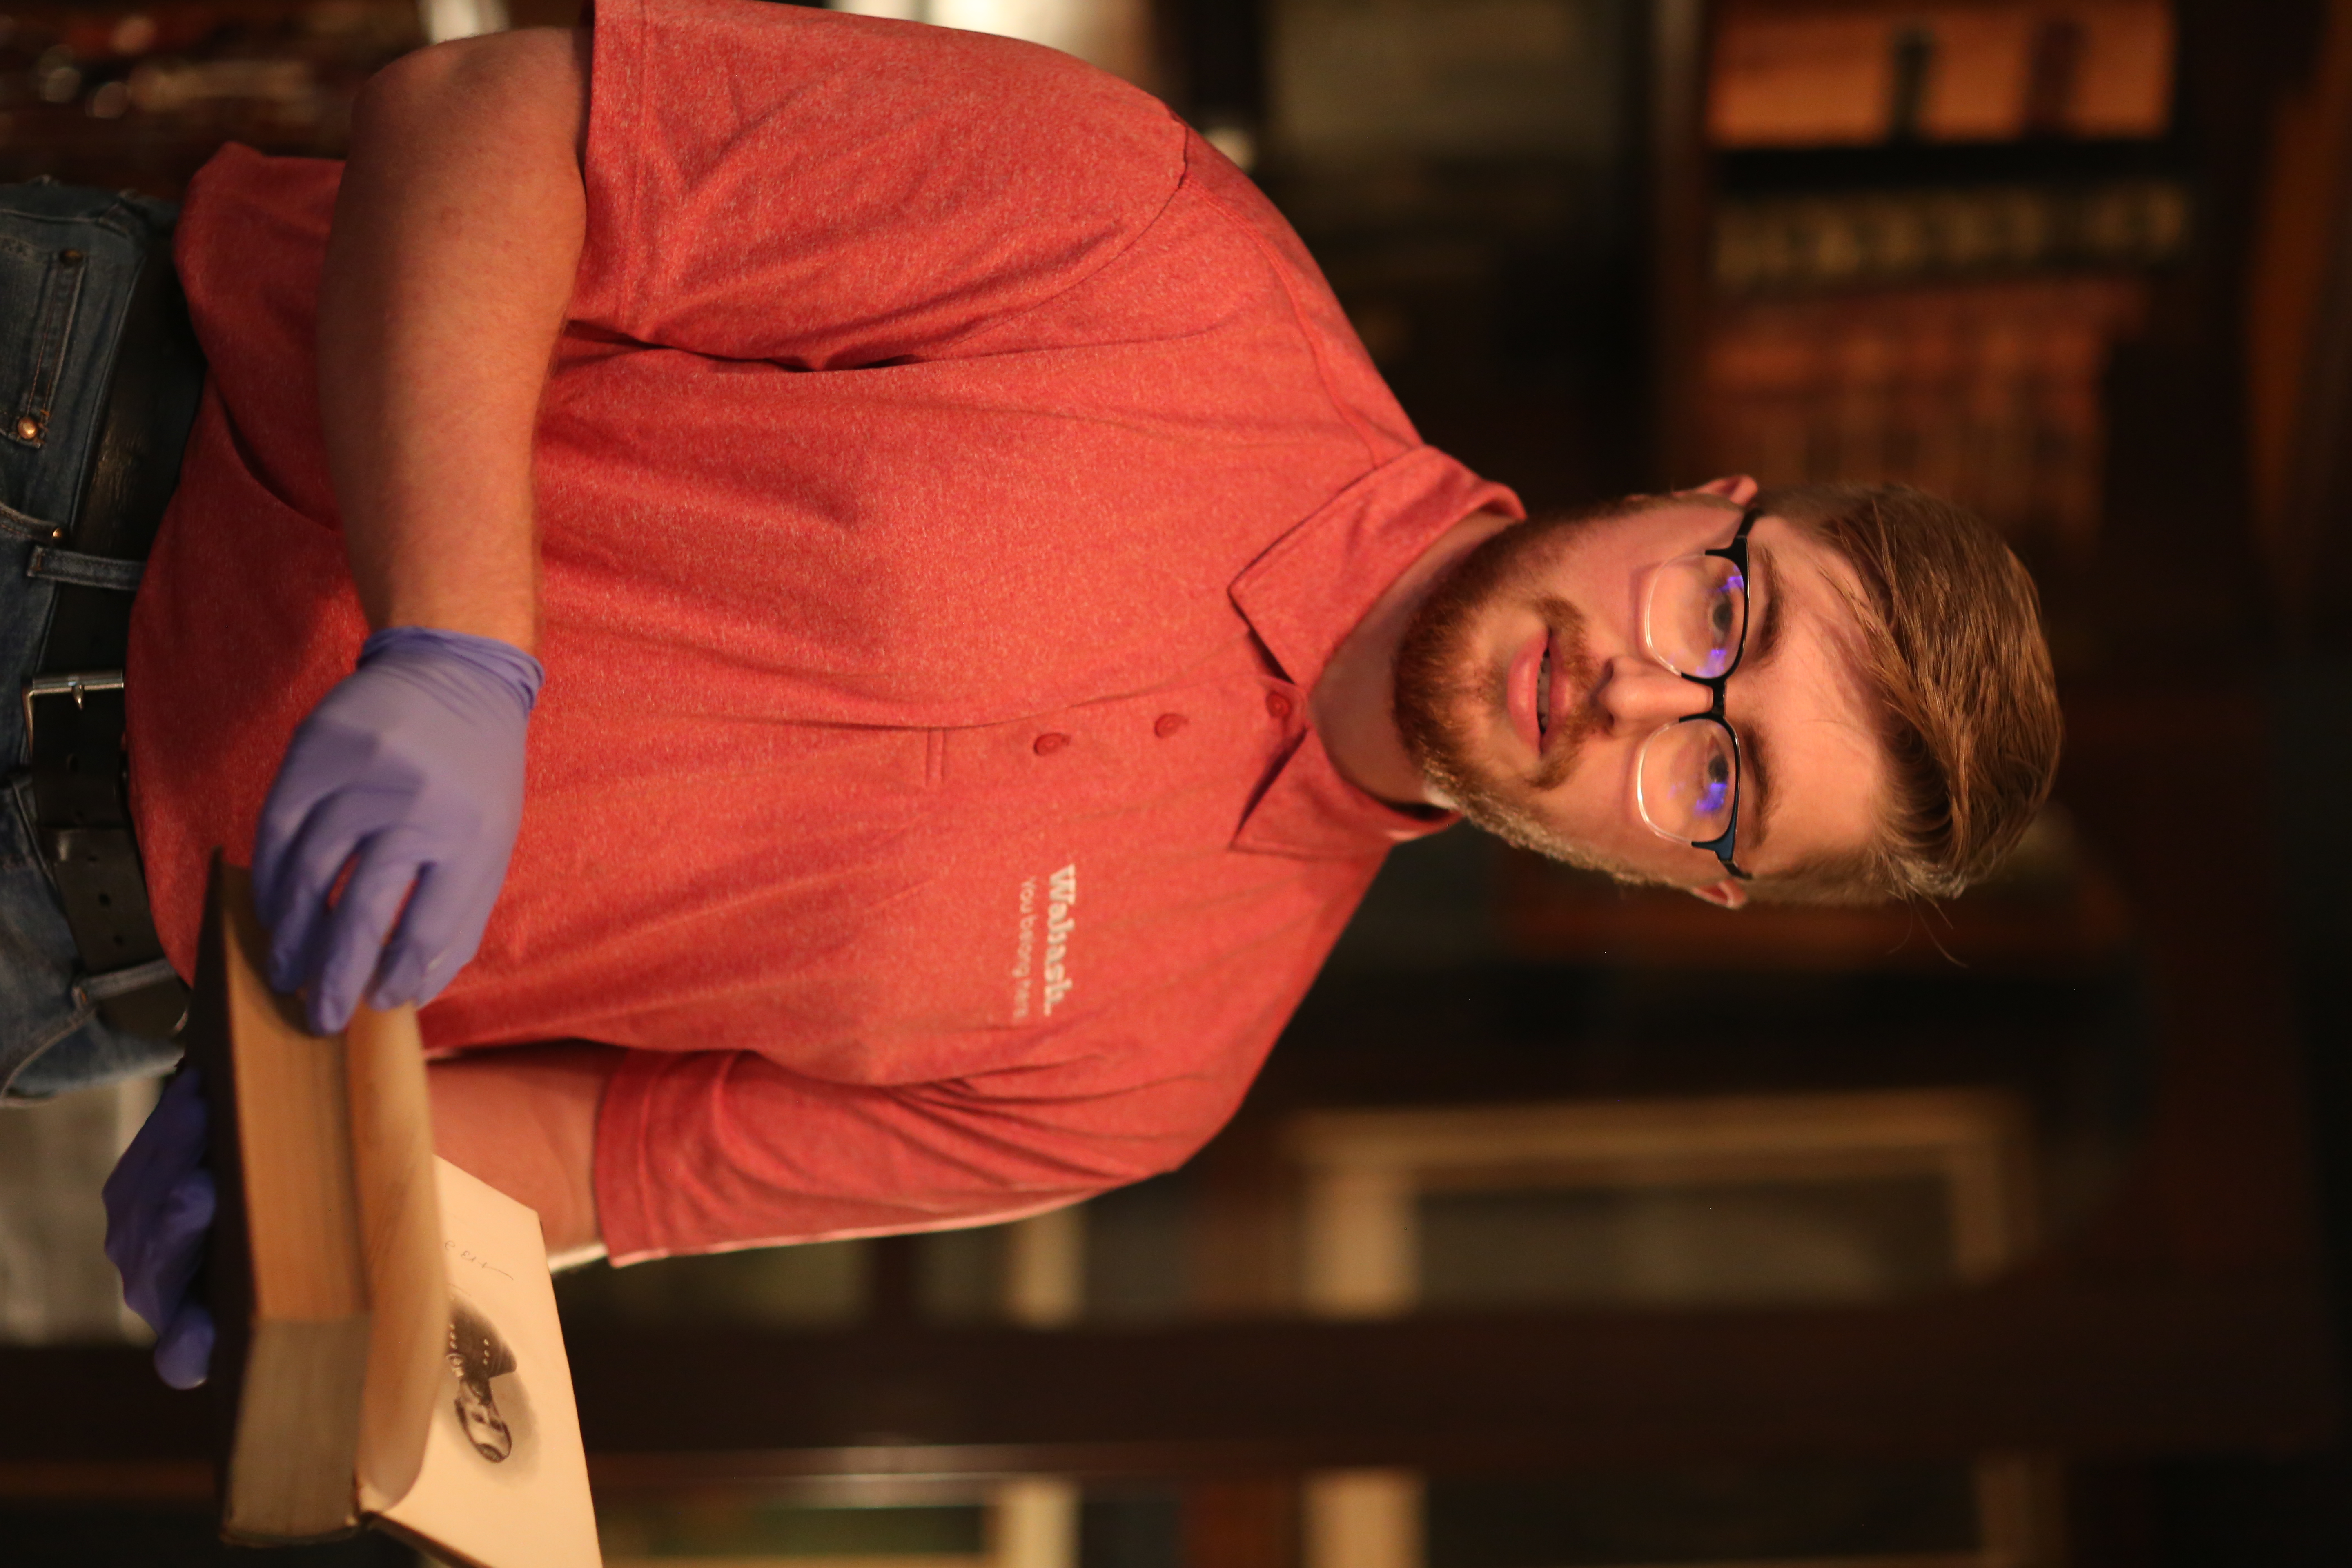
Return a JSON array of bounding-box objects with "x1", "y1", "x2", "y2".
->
[{"x1": 1659, "y1": 500, "x2": 1762, "y2": 881}]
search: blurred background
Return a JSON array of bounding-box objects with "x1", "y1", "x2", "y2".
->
[{"x1": 4, "y1": 0, "x2": 2350, "y2": 1562}]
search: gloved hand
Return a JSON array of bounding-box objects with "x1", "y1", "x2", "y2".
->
[
  {"x1": 253, "y1": 626, "x2": 544, "y2": 1035},
  {"x1": 102, "y1": 1068, "x2": 216, "y2": 1389}
]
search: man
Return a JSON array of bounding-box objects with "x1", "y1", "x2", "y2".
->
[{"x1": 75, "y1": 0, "x2": 2058, "y2": 1381}]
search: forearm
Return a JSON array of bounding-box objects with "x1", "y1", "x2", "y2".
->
[
  {"x1": 428, "y1": 1042, "x2": 619, "y2": 1259},
  {"x1": 318, "y1": 27, "x2": 589, "y2": 651}
]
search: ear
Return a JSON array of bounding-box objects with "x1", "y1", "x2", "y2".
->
[
  {"x1": 1686, "y1": 878, "x2": 1751, "y2": 909},
  {"x1": 1688, "y1": 474, "x2": 1760, "y2": 505}
]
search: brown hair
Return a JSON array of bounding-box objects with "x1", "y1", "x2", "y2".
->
[{"x1": 1754, "y1": 483, "x2": 2062, "y2": 904}]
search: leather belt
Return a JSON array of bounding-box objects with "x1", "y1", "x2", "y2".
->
[{"x1": 25, "y1": 220, "x2": 204, "y2": 1039}]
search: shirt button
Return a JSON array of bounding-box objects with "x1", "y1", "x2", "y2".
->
[
  {"x1": 1153, "y1": 713, "x2": 1187, "y2": 738},
  {"x1": 1265, "y1": 690, "x2": 1294, "y2": 722},
  {"x1": 1033, "y1": 732, "x2": 1070, "y2": 755}
]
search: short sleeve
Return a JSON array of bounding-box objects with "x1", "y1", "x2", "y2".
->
[{"x1": 574, "y1": 0, "x2": 1190, "y2": 368}]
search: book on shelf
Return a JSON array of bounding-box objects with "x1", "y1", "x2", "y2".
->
[
  {"x1": 1713, "y1": 178, "x2": 2189, "y2": 293},
  {"x1": 190, "y1": 860, "x2": 602, "y2": 1567},
  {"x1": 1709, "y1": 0, "x2": 2175, "y2": 148},
  {"x1": 1694, "y1": 275, "x2": 2148, "y2": 560}
]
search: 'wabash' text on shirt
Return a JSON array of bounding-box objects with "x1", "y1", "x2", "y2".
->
[{"x1": 1009, "y1": 862, "x2": 1077, "y2": 1021}]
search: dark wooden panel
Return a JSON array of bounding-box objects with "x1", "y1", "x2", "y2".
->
[
  {"x1": 2054, "y1": 687, "x2": 2321, "y2": 1278},
  {"x1": 5, "y1": 1274, "x2": 2329, "y2": 1493},
  {"x1": 564, "y1": 1280, "x2": 2336, "y2": 1472},
  {"x1": 1184, "y1": 1479, "x2": 1298, "y2": 1568}
]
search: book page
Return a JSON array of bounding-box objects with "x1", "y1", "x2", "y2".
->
[{"x1": 374, "y1": 1159, "x2": 604, "y2": 1568}]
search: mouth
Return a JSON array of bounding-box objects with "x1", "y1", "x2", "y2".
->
[
  {"x1": 1505, "y1": 626, "x2": 1551, "y2": 759},
  {"x1": 1536, "y1": 638, "x2": 1553, "y2": 744}
]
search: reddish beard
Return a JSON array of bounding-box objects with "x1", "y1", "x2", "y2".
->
[{"x1": 1391, "y1": 514, "x2": 1608, "y2": 859}]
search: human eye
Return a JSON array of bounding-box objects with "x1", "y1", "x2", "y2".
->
[
  {"x1": 1647, "y1": 558, "x2": 1748, "y2": 679},
  {"x1": 1696, "y1": 751, "x2": 1733, "y2": 815},
  {"x1": 1707, "y1": 590, "x2": 1736, "y2": 645}
]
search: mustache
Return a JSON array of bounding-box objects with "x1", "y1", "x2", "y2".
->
[
  {"x1": 1527, "y1": 608, "x2": 1604, "y2": 791},
  {"x1": 1394, "y1": 585, "x2": 1600, "y2": 801}
]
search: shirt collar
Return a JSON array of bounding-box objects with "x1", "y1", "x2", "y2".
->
[{"x1": 1227, "y1": 447, "x2": 1523, "y2": 859}]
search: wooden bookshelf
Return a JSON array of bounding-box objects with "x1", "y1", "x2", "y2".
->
[
  {"x1": 1649, "y1": 0, "x2": 2194, "y2": 580},
  {"x1": 0, "y1": 0, "x2": 426, "y2": 197}
]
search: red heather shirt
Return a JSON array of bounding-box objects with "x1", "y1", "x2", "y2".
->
[{"x1": 127, "y1": 0, "x2": 1519, "y2": 1261}]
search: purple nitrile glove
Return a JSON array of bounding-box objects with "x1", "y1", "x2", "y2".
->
[
  {"x1": 253, "y1": 626, "x2": 544, "y2": 1035},
  {"x1": 102, "y1": 1068, "x2": 217, "y2": 1389}
]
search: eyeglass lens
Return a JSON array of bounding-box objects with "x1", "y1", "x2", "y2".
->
[
  {"x1": 1637, "y1": 717, "x2": 1740, "y2": 843},
  {"x1": 1642, "y1": 553, "x2": 1747, "y2": 679},
  {"x1": 1634, "y1": 549, "x2": 1748, "y2": 845}
]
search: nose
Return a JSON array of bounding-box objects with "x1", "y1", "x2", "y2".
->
[{"x1": 1592, "y1": 656, "x2": 1714, "y2": 733}]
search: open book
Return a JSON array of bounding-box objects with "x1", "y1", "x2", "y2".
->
[{"x1": 190, "y1": 861, "x2": 602, "y2": 1567}]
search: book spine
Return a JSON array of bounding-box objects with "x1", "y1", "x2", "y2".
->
[
  {"x1": 1697, "y1": 276, "x2": 2148, "y2": 556},
  {"x1": 189, "y1": 867, "x2": 258, "y2": 1532},
  {"x1": 1714, "y1": 180, "x2": 2190, "y2": 294},
  {"x1": 1709, "y1": 0, "x2": 2175, "y2": 148},
  {"x1": 194, "y1": 858, "x2": 370, "y2": 1544}
]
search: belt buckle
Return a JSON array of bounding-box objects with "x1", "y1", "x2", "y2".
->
[{"x1": 22, "y1": 670, "x2": 125, "y2": 748}]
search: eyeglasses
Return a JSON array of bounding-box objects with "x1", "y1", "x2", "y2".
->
[{"x1": 1633, "y1": 501, "x2": 1760, "y2": 881}]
